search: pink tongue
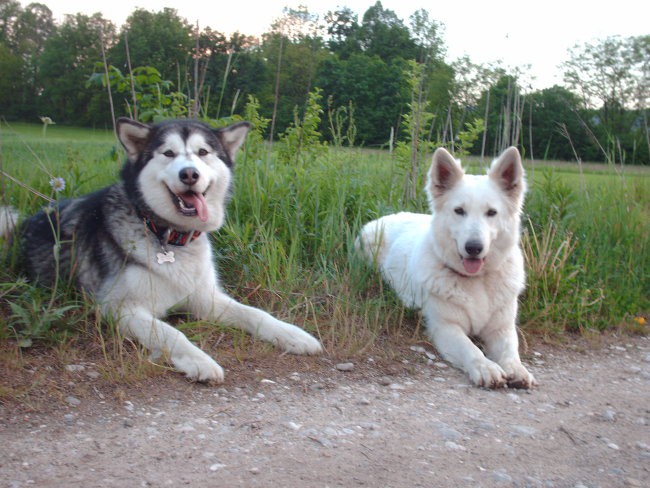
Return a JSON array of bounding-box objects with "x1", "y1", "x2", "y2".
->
[
  {"x1": 463, "y1": 258, "x2": 483, "y2": 274},
  {"x1": 182, "y1": 192, "x2": 209, "y2": 222}
]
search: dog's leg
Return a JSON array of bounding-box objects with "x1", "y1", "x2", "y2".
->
[
  {"x1": 110, "y1": 303, "x2": 225, "y2": 382},
  {"x1": 482, "y1": 325, "x2": 537, "y2": 389},
  {"x1": 423, "y1": 306, "x2": 507, "y2": 388},
  {"x1": 191, "y1": 287, "x2": 322, "y2": 355}
]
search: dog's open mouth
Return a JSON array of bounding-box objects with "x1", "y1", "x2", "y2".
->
[
  {"x1": 462, "y1": 257, "x2": 484, "y2": 275},
  {"x1": 169, "y1": 188, "x2": 209, "y2": 222}
]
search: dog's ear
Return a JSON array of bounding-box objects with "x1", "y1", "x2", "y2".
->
[
  {"x1": 489, "y1": 146, "x2": 526, "y2": 201},
  {"x1": 216, "y1": 121, "x2": 251, "y2": 162},
  {"x1": 117, "y1": 118, "x2": 151, "y2": 160},
  {"x1": 427, "y1": 147, "x2": 464, "y2": 199}
]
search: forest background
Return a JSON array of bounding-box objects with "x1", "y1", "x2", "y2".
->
[{"x1": 0, "y1": 0, "x2": 648, "y2": 164}]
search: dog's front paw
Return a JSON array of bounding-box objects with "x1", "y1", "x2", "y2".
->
[
  {"x1": 275, "y1": 324, "x2": 323, "y2": 355},
  {"x1": 172, "y1": 348, "x2": 224, "y2": 383},
  {"x1": 501, "y1": 360, "x2": 537, "y2": 389},
  {"x1": 467, "y1": 358, "x2": 507, "y2": 389}
]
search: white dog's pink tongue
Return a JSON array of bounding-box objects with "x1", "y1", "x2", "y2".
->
[
  {"x1": 463, "y1": 258, "x2": 484, "y2": 274},
  {"x1": 183, "y1": 192, "x2": 209, "y2": 222}
]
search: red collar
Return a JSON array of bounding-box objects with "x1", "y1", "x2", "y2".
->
[{"x1": 142, "y1": 215, "x2": 201, "y2": 247}]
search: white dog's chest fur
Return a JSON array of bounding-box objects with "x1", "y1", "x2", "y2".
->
[{"x1": 375, "y1": 212, "x2": 524, "y2": 336}]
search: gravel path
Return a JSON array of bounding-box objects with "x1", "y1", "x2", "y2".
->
[{"x1": 1, "y1": 335, "x2": 649, "y2": 488}]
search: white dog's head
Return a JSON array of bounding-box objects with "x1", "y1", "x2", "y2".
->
[
  {"x1": 117, "y1": 118, "x2": 250, "y2": 232},
  {"x1": 426, "y1": 146, "x2": 526, "y2": 276}
]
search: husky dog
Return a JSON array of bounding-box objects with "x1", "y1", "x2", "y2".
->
[
  {"x1": 1, "y1": 118, "x2": 322, "y2": 381},
  {"x1": 357, "y1": 147, "x2": 536, "y2": 389}
]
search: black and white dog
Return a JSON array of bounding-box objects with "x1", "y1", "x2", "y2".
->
[{"x1": 0, "y1": 118, "x2": 322, "y2": 381}]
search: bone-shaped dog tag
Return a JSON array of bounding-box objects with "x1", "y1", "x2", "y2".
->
[{"x1": 156, "y1": 250, "x2": 175, "y2": 264}]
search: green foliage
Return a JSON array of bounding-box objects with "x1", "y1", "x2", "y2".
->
[
  {"x1": 87, "y1": 65, "x2": 188, "y2": 122},
  {"x1": 278, "y1": 88, "x2": 327, "y2": 165},
  {"x1": 395, "y1": 61, "x2": 436, "y2": 201},
  {"x1": 456, "y1": 118, "x2": 485, "y2": 156},
  {"x1": 327, "y1": 96, "x2": 357, "y2": 148}
]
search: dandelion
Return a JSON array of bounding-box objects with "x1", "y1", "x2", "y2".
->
[
  {"x1": 49, "y1": 177, "x2": 66, "y2": 193},
  {"x1": 633, "y1": 316, "x2": 646, "y2": 326},
  {"x1": 39, "y1": 115, "x2": 55, "y2": 136}
]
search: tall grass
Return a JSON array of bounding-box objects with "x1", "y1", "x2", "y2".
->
[{"x1": 1, "y1": 120, "x2": 648, "y2": 356}]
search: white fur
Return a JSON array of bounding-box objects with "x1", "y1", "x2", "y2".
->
[{"x1": 357, "y1": 146, "x2": 536, "y2": 389}]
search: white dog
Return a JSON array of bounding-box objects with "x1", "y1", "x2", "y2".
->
[{"x1": 357, "y1": 146, "x2": 536, "y2": 389}]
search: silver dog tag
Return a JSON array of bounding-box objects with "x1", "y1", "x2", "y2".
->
[{"x1": 156, "y1": 250, "x2": 175, "y2": 264}]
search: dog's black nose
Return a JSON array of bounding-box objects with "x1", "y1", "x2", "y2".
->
[
  {"x1": 179, "y1": 167, "x2": 200, "y2": 186},
  {"x1": 465, "y1": 240, "x2": 483, "y2": 256}
]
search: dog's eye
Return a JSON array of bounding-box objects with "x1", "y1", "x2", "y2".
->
[
  {"x1": 163, "y1": 150, "x2": 175, "y2": 158},
  {"x1": 487, "y1": 209, "x2": 497, "y2": 217},
  {"x1": 454, "y1": 207, "x2": 466, "y2": 216},
  {"x1": 198, "y1": 148, "x2": 209, "y2": 156}
]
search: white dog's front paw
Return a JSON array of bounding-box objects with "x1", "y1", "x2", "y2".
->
[
  {"x1": 274, "y1": 323, "x2": 323, "y2": 355},
  {"x1": 172, "y1": 348, "x2": 224, "y2": 383},
  {"x1": 501, "y1": 360, "x2": 538, "y2": 389},
  {"x1": 467, "y1": 358, "x2": 507, "y2": 388}
]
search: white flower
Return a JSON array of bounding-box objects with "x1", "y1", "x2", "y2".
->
[{"x1": 49, "y1": 177, "x2": 66, "y2": 193}]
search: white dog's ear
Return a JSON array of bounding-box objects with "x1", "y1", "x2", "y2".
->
[
  {"x1": 427, "y1": 147, "x2": 464, "y2": 198},
  {"x1": 489, "y1": 146, "x2": 526, "y2": 201},
  {"x1": 116, "y1": 118, "x2": 151, "y2": 160},
  {"x1": 216, "y1": 121, "x2": 251, "y2": 162}
]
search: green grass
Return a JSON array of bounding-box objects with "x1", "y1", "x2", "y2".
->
[{"x1": 1, "y1": 122, "x2": 648, "y2": 355}]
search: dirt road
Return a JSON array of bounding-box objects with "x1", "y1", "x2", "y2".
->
[{"x1": 1, "y1": 335, "x2": 649, "y2": 487}]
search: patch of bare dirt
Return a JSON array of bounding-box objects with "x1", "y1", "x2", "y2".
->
[{"x1": 1, "y1": 334, "x2": 649, "y2": 488}]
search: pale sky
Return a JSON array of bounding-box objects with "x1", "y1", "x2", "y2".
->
[{"x1": 26, "y1": 0, "x2": 649, "y2": 90}]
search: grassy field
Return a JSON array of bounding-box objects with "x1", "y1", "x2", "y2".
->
[{"x1": 1, "y1": 122, "x2": 648, "y2": 359}]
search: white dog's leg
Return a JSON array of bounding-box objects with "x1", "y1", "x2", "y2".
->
[
  {"x1": 483, "y1": 327, "x2": 537, "y2": 389},
  {"x1": 191, "y1": 287, "x2": 323, "y2": 355},
  {"x1": 111, "y1": 303, "x2": 225, "y2": 382},
  {"x1": 424, "y1": 309, "x2": 507, "y2": 388}
]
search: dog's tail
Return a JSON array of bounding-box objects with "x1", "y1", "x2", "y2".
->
[{"x1": 0, "y1": 206, "x2": 19, "y2": 239}]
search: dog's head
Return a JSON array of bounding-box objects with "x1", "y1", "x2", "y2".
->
[
  {"x1": 117, "y1": 118, "x2": 250, "y2": 232},
  {"x1": 426, "y1": 146, "x2": 526, "y2": 276}
]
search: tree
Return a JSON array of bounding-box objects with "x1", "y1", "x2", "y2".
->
[
  {"x1": 316, "y1": 53, "x2": 409, "y2": 145},
  {"x1": 0, "y1": 1, "x2": 54, "y2": 119},
  {"x1": 325, "y1": 7, "x2": 360, "y2": 59},
  {"x1": 524, "y1": 85, "x2": 590, "y2": 161},
  {"x1": 38, "y1": 13, "x2": 115, "y2": 125},
  {"x1": 109, "y1": 8, "x2": 193, "y2": 82},
  {"x1": 357, "y1": 1, "x2": 417, "y2": 62},
  {"x1": 563, "y1": 35, "x2": 650, "y2": 163}
]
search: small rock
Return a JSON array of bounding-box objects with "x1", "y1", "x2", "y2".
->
[
  {"x1": 260, "y1": 379, "x2": 276, "y2": 385},
  {"x1": 85, "y1": 370, "x2": 100, "y2": 380},
  {"x1": 65, "y1": 364, "x2": 85, "y2": 373},
  {"x1": 491, "y1": 469, "x2": 513, "y2": 484},
  {"x1": 284, "y1": 421, "x2": 302, "y2": 431},
  {"x1": 625, "y1": 477, "x2": 643, "y2": 487},
  {"x1": 249, "y1": 467, "x2": 260, "y2": 475},
  {"x1": 357, "y1": 397, "x2": 371, "y2": 406},
  {"x1": 437, "y1": 425, "x2": 463, "y2": 441},
  {"x1": 607, "y1": 442, "x2": 620, "y2": 450},
  {"x1": 445, "y1": 441, "x2": 466, "y2": 451},
  {"x1": 65, "y1": 396, "x2": 81, "y2": 407},
  {"x1": 601, "y1": 409, "x2": 616, "y2": 421},
  {"x1": 378, "y1": 377, "x2": 392, "y2": 386},
  {"x1": 209, "y1": 463, "x2": 226, "y2": 472},
  {"x1": 63, "y1": 414, "x2": 75, "y2": 425},
  {"x1": 123, "y1": 418, "x2": 134, "y2": 428},
  {"x1": 510, "y1": 425, "x2": 538, "y2": 437},
  {"x1": 336, "y1": 362, "x2": 354, "y2": 372},
  {"x1": 643, "y1": 354, "x2": 650, "y2": 363},
  {"x1": 434, "y1": 362, "x2": 448, "y2": 369}
]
